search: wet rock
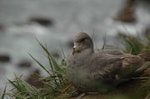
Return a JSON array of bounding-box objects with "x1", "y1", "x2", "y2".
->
[
  {"x1": 144, "y1": 69, "x2": 150, "y2": 76},
  {"x1": 136, "y1": 0, "x2": 150, "y2": 4},
  {"x1": 28, "y1": 17, "x2": 54, "y2": 27},
  {"x1": 26, "y1": 69, "x2": 44, "y2": 88},
  {"x1": 51, "y1": 51, "x2": 60, "y2": 58},
  {"x1": 0, "y1": 24, "x2": 5, "y2": 31},
  {"x1": 114, "y1": 0, "x2": 136, "y2": 23},
  {"x1": 67, "y1": 40, "x2": 74, "y2": 48},
  {"x1": 17, "y1": 59, "x2": 32, "y2": 68},
  {"x1": 144, "y1": 27, "x2": 150, "y2": 37},
  {"x1": 0, "y1": 54, "x2": 11, "y2": 63}
]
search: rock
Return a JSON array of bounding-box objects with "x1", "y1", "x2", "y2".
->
[
  {"x1": 144, "y1": 27, "x2": 150, "y2": 37},
  {"x1": 17, "y1": 59, "x2": 32, "y2": 68},
  {"x1": 0, "y1": 24, "x2": 5, "y2": 31},
  {"x1": 26, "y1": 69, "x2": 44, "y2": 88},
  {"x1": 136, "y1": 0, "x2": 150, "y2": 4},
  {"x1": 28, "y1": 17, "x2": 54, "y2": 27},
  {"x1": 51, "y1": 51, "x2": 60, "y2": 58},
  {"x1": 0, "y1": 54, "x2": 11, "y2": 63},
  {"x1": 67, "y1": 40, "x2": 74, "y2": 48},
  {"x1": 114, "y1": 0, "x2": 136, "y2": 23}
]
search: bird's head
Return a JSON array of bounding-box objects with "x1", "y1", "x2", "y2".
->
[{"x1": 72, "y1": 32, "x2": 94, "y2": 55}]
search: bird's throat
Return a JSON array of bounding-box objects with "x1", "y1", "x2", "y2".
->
[
  {"x1": 72, "y1": 48, "x2": 80, "y2": 55},
  {"x1": 72, "y1": 48, "x2": 93, "y2": 56}
]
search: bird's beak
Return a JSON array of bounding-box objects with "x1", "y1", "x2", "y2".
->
[
  {"x1": 72, "y1": 44, "x2": 77, "y2": 55},
  {"x1": 73, "y1": 44, "x2": 76, "y2": 49}
]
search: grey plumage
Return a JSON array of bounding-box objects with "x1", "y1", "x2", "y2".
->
[{"x1": 67, "y1": 32, "x2": 149, "y2": 93}]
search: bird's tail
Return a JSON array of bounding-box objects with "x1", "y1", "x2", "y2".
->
[
  {"x1": 139, "y1": 53, "x2": 150, "y2": 62},
  {"x1": 135, "y1": 53, "x2": 150, "y2": 79}
]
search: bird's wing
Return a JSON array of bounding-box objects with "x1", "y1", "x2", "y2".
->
[
  {"x1": 89, "y1": 54, "x2": 122, "y2": 80},
  {"x1": 98, "y1": 50, "x2": 124, "y2": 55},
  {"x1": 89, "y1": 53, "x2": 144, "y2": 83}
]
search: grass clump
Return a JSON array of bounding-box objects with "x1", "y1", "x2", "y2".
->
[
  {"x1": 1, "y1": 33, "x2": 150, "y2": 99},
  {"x1": 2, "y1": 40, "x2": 75, "y2": 99},
  {"x1": 117, "y1": 33, "x2": 150, "y2": 54}
]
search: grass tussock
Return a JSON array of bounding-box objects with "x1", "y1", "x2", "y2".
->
[
  {"x1": 2, "y1": 40, "x2": 75, "y2": 99},
  {"x1": 1, "y1": 33, "x2": 150, "y2": 99},
  {"x1": 117, "y1": 33, "x2": 150, "y2": 54}
]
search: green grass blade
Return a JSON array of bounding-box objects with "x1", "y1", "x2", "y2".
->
[
  {"x1": 29, "y1": 54, "x2": 51, "y2": 75},
  {"x1": 36, "y1": 39, "x2": 55, "y2": 74},
  {"x1": 1, "y1": 85, "x2": 7, "y2": 99},
  {"x1": 102, "y1": 32, "x2": 107, "y2": 50},
  {"x1": 36, "y1": 39, "x2": 66, "y2": 86}
]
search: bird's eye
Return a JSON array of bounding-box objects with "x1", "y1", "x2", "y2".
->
[{"x1": 78, "y1": 38, "x2": 86, "y2": 43}]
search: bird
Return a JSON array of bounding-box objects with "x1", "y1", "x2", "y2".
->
[{"x1": 67, "y1": 32, "x2": 150, "y2": 98}]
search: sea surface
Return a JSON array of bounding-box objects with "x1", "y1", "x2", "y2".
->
[{"x1": 0, "y1": 0, "x2": 150, "y2": 96}]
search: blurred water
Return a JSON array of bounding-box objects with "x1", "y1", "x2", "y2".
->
[{"x1": 0, "y1": 0, "x2": 150, "y2": 97}]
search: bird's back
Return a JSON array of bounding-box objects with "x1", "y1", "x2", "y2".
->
[{"x1": 89, "y1": 51, "x2": 144, "y2": 83}]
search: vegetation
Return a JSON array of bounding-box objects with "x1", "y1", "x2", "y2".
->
[
  {"x1": 2, "y1": 40, "x2": 75, "y2": 99},
  {"x1": 1, "y1": 33, "x2": 150, "y2": 99},
  {"x1": 116, "y1": 33, "x2": 150, "y2": 54}
]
